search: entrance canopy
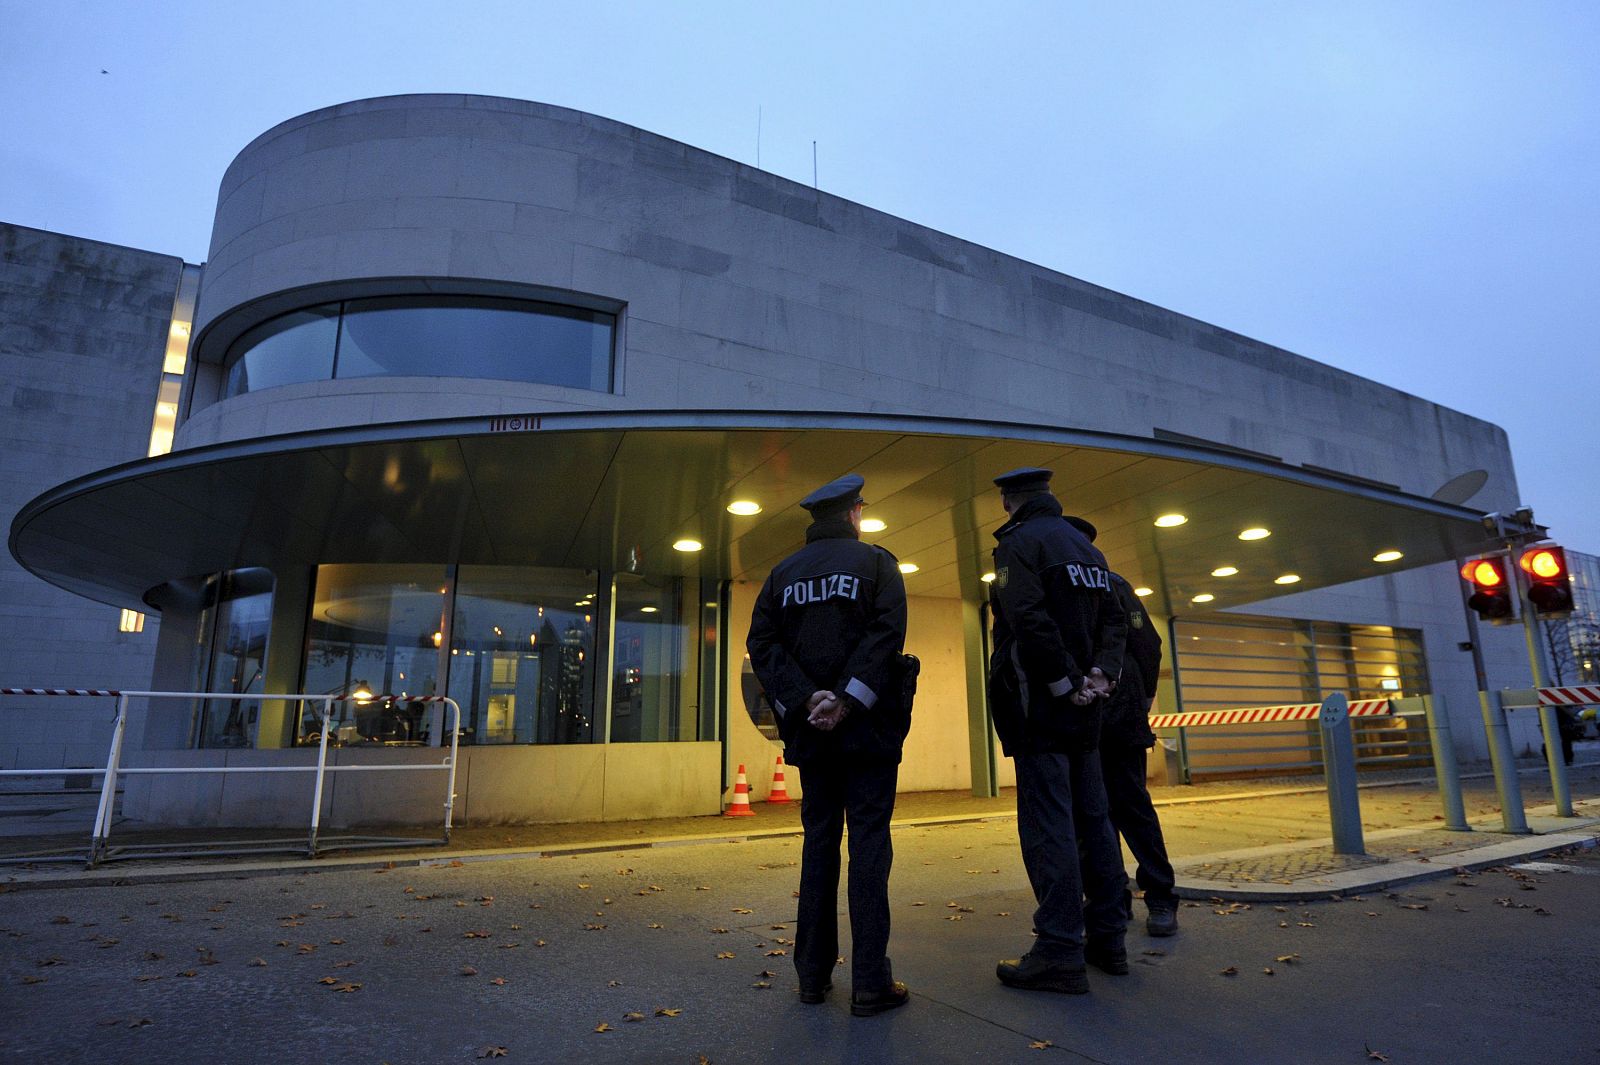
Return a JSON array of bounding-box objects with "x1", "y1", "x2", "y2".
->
[{"x1": 10, "y1": 411, "x2": 1497, "y2": 613}]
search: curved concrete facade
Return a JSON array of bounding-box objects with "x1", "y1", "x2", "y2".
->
[{"x1": 181, "y1": 94, "x2": 1515, "y2": 520}]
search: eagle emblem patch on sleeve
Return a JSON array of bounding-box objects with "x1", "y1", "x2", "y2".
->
[
  {"x1": 1130, "y1": 610, "x2": 1144, "y2": 630},
  {"x1": 995, "y1": 566, "x2": 1008, "y2": 589}
]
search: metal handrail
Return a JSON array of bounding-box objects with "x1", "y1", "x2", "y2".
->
[{"x1": 0, "y1": 688, "x2": 461, "y2": 867}]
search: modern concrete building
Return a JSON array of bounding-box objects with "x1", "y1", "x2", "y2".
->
[{"x1": 2, "y1": 95, "x2": 1546, "y2": 830}]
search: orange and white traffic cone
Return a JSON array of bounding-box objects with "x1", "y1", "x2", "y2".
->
[
  {"x1": 766, "y1": 755, "x2": 793, "y2": 804},
  {"x1": 724, "y1": 763, "x2": 756, "y2": 817}
]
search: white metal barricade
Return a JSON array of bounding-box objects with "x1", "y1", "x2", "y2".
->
[{"x1": 0, "y1": 688, "x2": 461, "y2": 867}]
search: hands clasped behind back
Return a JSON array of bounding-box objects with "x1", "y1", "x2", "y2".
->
[{"x1": 807, "y1": 689, "x2": 848, "y2": 731}]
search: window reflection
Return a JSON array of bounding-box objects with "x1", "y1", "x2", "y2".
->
[
  {"x1": 193, "y1": 568, "x2": 274, "y2": 748},
  {"x1": 301, "y1": 564, "x2": 450, "y2": 746},
  {"x1": 610, "y1": 574, "x2": 695, "y2": 742},
  {"x1": 224, "y1": 306, "x2": 339, "y2": 396},
  {"x1": 221, "y1": 296, "x2": 614, "y2": 398},
  {"x1": 447, "y1": 566, "x2": 599, "y2": 745}
]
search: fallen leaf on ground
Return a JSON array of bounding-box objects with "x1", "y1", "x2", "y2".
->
[
  {"x1": 1274, "y1": 954, "x2": 1300, "y2": 964},
  {"x1": 461, "y1": 966, "x2": 479, "y2": 976},
  {"x1": 655, "y1": 1007, "x2": 682, "y2": 1017},
  {"x1": 1029, "y1": 1041, "x2": 1053, "y2": 1050},
  {"x1": 1219, "y1": 966, "x2": 1238, "y2": 976},
  {"x1": 752, "y1": 981, "x2": 771, "y2": 988},
  {"x1": 717, "y1": 951, "x2": 736, "y2": 959},
  {"x1": 478, "y1": 1048, "x2": 508, "y2": 1059},
  {"x1": 490, "y1": 977, "x2": 506, "y2": 986}
]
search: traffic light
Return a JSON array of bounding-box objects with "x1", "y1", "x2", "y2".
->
[
  {"x1": 1519, "y1": 544, "x2": 1574, "y2": 616},
  {"x1": 1460, "y1": 556, "x2": 1514, "y2": 621}
]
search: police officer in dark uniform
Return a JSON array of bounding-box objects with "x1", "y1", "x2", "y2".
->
[
  {"x1": 1064, "y1": 515, "x2": 1180, "y2": 938},
  {"x1": 747, "y1": 474, "x2": 912, "y2": 1017},
  {"x1": 987, "y1": 467, "x2": 1130, "y2": 993}
]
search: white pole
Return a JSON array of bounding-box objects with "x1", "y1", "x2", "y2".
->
[
  {"x1": 442, "y1": 698, "x2": 461, "y2": 842},
  {"x1": 307, "y1": 696, "x2": 333, "y2": 857},
  {"x1": 88, "y1": 695, "x2": 129, "y2": 867}
]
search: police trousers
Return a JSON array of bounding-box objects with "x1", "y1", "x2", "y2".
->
[
  {"x1": 794, "y1": 758, "x2": 898, "y2": 991},
  {"x1": 1099, "y1": 743, "x2": 1177, "y2": 908},
  {"x1": 1014, "y1": 750, "x2": 1128, "y2": 960}
]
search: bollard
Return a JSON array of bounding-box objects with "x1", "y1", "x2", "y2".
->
[
  {"x1": 1415, "y1": 694, "x2": 1470, "y2": 831},
  {"x1": 1317, "y1": 693, "x2": 1365, "y2": 855},
  {"x1": 1478, "y1": 689, "x2": 1530, "y2": 834},
  {"x1": 1536, "y1": 705, "x2": 1575, "y2": 817}
]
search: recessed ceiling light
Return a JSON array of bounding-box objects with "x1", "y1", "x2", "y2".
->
[
  {"x1": 726, "y1": 500, "x2": 761, "y2": 516},
  {"x1": 1238, "y1": 527, "x2": 1271, "y2": 541},
  {"x1": 1191, "y1": 593, "x2": 1215, "y2": 603},
  {"x1": 981, "y1": 572, "x2": 996, "y2": 583},
  {"x1": 1154, "y1": 513, "x2": 1188, "y2": 528},
  {"x1": 860, "y1": 518, "x2": 887, "y2": 533},
  {"x1": 672, "y1": 538, "x2": 703, "y2": 553},
  {"x1": 1211, "y1": 566, "x2": 1239, "y2": 577},
  {"x1": 1274, "y1": 573, "x2": 1301, "y2": 585},
  {"x1": 1373, "y1": 550, "x2": 1403, "y2": 563},
  {"x1": 640, "y1": 606, "x2": 658, "y2": 613},
  {"x1": 1134, "y1": 587, "x2": 1153, "y2": 597},
  {"x1": 898, "y1": 562, "x2": 919, "y2": 574}
]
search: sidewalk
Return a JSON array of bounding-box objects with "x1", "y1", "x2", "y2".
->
[{"x1": 4, "y1": 761, "x2": 1596, "y2": 900}]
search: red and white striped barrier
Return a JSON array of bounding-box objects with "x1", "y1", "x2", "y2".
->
[
  {"x1": 1535, "y1": 685, "x2": 1600, "y2": 707},
  {"x1": 0, "y1": 687, "x2": 121, "y2": 697},
  {"x1": 1149, "y1": 699, "x2": 1392, "y2": 730}
]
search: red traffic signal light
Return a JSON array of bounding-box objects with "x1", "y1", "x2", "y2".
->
[
  {"x1": 1460, "y1": 556, "x2": 1514, "y2": 621},
  {"x1": 1519, "y1": 545, "x2": 1574, "y2": 616}
]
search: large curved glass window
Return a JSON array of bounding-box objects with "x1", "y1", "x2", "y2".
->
[{"x1": 222, "y1": 295, "x2": 615, "y2": 398}]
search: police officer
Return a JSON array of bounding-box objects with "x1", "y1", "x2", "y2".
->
[
  {"x1": 747, "y1": 473, "x2": 912, "y2": 1017},
  {"x1": 987, "y1": 467, "x2": 1130, "y2": 993},
  {"x1": 1065, "y1": 515, "x2": 1180, "y2": 938}
]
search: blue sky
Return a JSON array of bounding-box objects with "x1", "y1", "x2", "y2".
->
[{"x1": 4, "y1": 0, "x2": 1596, "y2": 548}]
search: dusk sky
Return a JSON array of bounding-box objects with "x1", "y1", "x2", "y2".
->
[{"x1": 5, "y1": 1, "x2": 1596, "y2": 549}]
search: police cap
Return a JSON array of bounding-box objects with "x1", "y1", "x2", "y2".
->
[
  {"x1": 993, "y1": 466, "x2": 1053, "y2": 495},
  {"x1": 1064, "y1": 515, "x2": 1098, "y2": 542},
  {"x1": 799, "y1": 473, "x2": 866, "y2": 515}
]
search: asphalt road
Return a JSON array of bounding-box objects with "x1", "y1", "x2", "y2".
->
[{"x1": 1, "y1": 819, "x2": 1596, "y2": 1065}]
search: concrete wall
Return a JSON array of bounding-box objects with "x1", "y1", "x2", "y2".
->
[
  {"x1": 0, "y1": 224, "x2": 180, "y2": 772},
  {"x1": 121, "y1": 739, "x2": 722, "y2": 829},
  {"x1": 178, "y1": 95, "x2": 1518, "y2": 523}
]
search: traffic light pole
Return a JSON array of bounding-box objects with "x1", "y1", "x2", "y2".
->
[{"x1": 1520, "y1": 589, "x2": 1574, "y2": 816}]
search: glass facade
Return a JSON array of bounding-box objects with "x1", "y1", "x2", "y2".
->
[
  {"x1": 221, "y1": 295, "x2": 614, "y2": 398},
  {"x1": 187, "y1": 563, "x2": 721, "y2": 748}
]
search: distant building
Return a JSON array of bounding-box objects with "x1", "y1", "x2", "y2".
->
[{"x1": 1, "y1": 96, "x2": 1544, "y2": 827}]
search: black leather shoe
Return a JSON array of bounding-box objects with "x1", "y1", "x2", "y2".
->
[
  {"x1": 995, "y1": 953, "x2": 1089, "y2": 994},
  {"x1": 798, "y1": 981, "x2": 833, "y2": 1004},
  {"x1": 1146, "y1": 901, "x2": 1179, "y2": 937},
  {"x1": 1085, "y1": 939, "x2": 1129, "y2": 975},
  {"x1": 850, "y1": 980, "x2": 909, "y2": 1016}
]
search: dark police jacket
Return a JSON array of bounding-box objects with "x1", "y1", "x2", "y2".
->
[
  {"x1": 747, "y1": 519, "x2": 911, "y2": 767},
  {"x1": 988, "y1": 495, "x2": 1127, "y2": 755},
  {"x1": 1101, "y1": 573, "x2": 1163, "y2": 749}
]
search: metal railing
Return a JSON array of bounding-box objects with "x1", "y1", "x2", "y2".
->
[
  {"x1": 0, "y1": 688, "x2": 461, "y2": 867},
  {"x1": 1151, "y1": 693, "x2": 1472, "y2": 854}
]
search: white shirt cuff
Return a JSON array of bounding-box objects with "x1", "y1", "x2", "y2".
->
[
  {"x1": 772, "y1": 698, "x2": 788, "y2": 719},
  {"x1": 844, "y1": 677, "x2": 878, "y2": 709},
  {"x1": 1047, "y1": 676, "x2": 1074, "y2": 698}
]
